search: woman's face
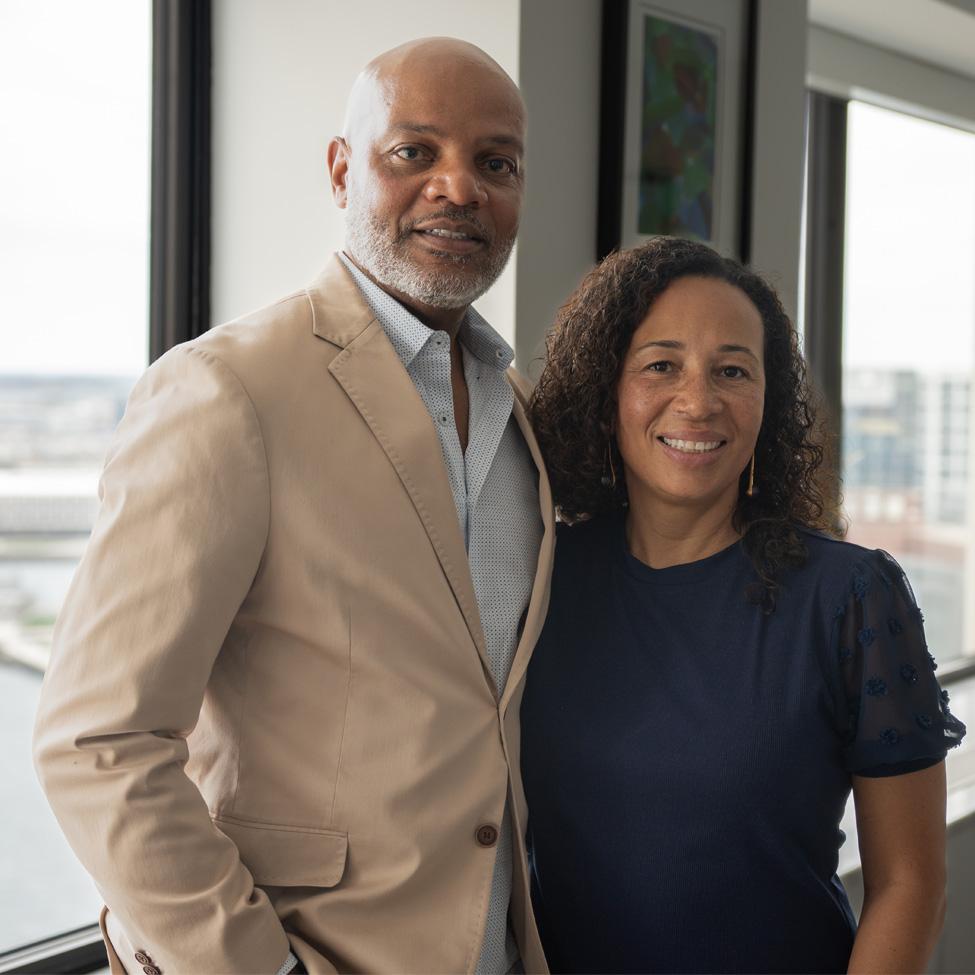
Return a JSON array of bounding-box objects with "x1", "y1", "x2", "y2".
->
[{"x1": 615, "y1": 275, "x2": 766, "y2": 517}]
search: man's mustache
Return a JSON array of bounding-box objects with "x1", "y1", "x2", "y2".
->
[{"x1": 399, "y1": 207, "x2": 493, "y2": 244}]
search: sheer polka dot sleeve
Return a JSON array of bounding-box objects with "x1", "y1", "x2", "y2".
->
[{"x1": 833, "y1": 549, "x2": 966, "y2": 776}]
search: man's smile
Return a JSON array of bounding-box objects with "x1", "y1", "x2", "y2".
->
[{"x1": 408, "y1": 216, "x2": 489, "y2": 255}]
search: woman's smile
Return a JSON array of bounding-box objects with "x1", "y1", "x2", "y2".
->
[{"x1": 658, "y1": 436, "x2": 725, "y2": 453}]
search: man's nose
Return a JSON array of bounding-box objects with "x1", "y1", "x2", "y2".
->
[
  {"x1": 674, "y1": 372, "x2": 721, "y2": 417},
  {"x1": 423, "y1": 161, "x2": 489, "y2": 208}
]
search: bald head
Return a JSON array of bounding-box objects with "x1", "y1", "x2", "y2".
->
[
  {"x1": 327, "y1": 37, "x2": 526, "y2": 320},
  {"x1": 343, "y1": 37, "x2": 524, "y2": 148}
]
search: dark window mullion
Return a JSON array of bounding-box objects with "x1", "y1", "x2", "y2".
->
[
  {"x1": 803, "y1": 90, "x2": 848, "y2": 457},
  {"x1": 150, "y1": 0, "x2": 212, "y2": 361}
]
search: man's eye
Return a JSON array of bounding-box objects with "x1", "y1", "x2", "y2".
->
[
  {"x1": 394, "y1": 146, "x2": 425, "y2": 161},
  {"x1": 485, "y1": 157, "x2": 515, "y2": 174}
]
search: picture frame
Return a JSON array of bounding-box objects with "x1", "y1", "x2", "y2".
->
[{"x1": 597, "y1": 0, "x2": 753, "y2": 261}]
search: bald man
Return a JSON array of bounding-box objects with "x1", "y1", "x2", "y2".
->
[{"x1": 33, "y1": 37, "x2": 554, "y2": 975}]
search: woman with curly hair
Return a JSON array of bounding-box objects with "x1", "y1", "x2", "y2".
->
[{"x1": 520, "y1": 236, "x2": 964, "y2": 974}]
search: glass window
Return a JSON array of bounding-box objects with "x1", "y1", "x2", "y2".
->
[
  {"x1": 842, "y1": 101, "x2": 975, "y2": 665},
  {"x1": 0, "y1": 0, "x2": 151, "y2": 952}
]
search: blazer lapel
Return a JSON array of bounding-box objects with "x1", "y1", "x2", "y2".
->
[
  {"x1": 500, "y1": 379, "x2": 555, "y2": 716},
  {"x1": 309, "y1": 257, "x2": 489, "y2": 671}
]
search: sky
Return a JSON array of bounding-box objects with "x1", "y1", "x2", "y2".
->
[
  {"x1": 0, "y1": 0, "x2": 151, "y2": 376},
  {"x1": 844, "y1": 100, "x2": 975, "y2": 373}
]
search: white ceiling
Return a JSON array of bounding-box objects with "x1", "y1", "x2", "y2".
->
[{"x1": 808, "y1": 0, "x2": 975, "y2": 80}]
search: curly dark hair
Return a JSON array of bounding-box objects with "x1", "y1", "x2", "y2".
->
[{"x1": 529, "y1": 236, "x2": 839, "y2": 610}]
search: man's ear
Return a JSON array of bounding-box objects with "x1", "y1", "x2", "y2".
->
[{"x1": 327, "y1": 137, "x2": 350, "y2": 209}]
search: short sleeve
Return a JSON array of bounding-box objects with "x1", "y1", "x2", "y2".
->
[{"x1": 832, "y1": 549, "x2": 966, "y2": 776}]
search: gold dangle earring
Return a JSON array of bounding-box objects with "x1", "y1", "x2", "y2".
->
[
  {"x1": 601, "y1": 441, "x2": 617, "y2": 489},
  {"x1": 746, "y1": 453, "x2": 758, "y2": 497}
]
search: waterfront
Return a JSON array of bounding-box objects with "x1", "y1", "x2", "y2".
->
[{"x1": 0, "y1": 660, "x2": 102, "y2": 953}]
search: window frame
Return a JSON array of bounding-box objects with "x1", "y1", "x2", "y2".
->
[
  {"x1": 0, "y1": 925, "x2": 108, "y2": 975},
  {"x1": 802, "y1": 88, "x2": 846, "y2": 464},
  {"x1": 150, "y1": 0, "x2": 213, "y2": 359}
]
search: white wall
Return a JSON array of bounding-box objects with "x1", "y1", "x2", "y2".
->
[
  {"x1": 210, "y1": 0, "x2": 520, "y2": 341},
  {"x1": 514, "y1": 0, "x2": 602, "y2": 377},
  {"x1": 748, "y1": 0, "x2": 809, "y2": 324}
]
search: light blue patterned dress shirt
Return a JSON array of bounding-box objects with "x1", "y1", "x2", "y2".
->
[{"x1": 339, "y1": 252, "x2": 542, "y2": 974}]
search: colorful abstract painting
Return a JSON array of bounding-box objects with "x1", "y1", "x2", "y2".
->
[{"x1": 638, "y1": 13, "x2": 718, "y2": 240}]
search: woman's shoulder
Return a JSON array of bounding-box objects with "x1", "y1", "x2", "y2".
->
[
  {"x1": 789, "y1": 527, "x2": 917, "y2": 622},
  {"x1": 793, "y1": 525, "x2": 897, "y2": 580}
]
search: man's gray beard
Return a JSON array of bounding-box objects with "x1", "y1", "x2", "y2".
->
[{"x1": 345, "y1": 204, "x2": 515, "y2": 310}]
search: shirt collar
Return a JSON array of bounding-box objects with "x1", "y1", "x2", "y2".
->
[{"x1": 339, "y1": 252, "x2": 514, "y2": 372}]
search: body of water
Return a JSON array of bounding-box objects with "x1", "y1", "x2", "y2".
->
[
  {"x1": 0, "y1": 559, "x2": 80, "y2": 619},
  {"x1": 0, "y1": 662, "x2": 102, "y2": 953}
]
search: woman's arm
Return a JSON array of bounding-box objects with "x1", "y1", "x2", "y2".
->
[{"x1": 847, "y1": 761, "x2": 947, "y2": 974}]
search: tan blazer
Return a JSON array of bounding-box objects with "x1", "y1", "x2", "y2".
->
[{"x1": 33, "y1": 256, "x2": 555, "y2": 975}]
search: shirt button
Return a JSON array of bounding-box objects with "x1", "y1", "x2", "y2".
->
[
  {"x1": 134, "y1": 954, "x2": 151, "y2": 966},
  {"x1": 475, "y1": 824, "x2": 499, "y2": 847}
]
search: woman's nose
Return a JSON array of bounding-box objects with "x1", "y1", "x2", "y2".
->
[{"x1": 674, "y1": 373, "x2": 721, "y2": 418}]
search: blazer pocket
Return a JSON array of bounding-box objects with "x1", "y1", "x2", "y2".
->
[{"x1": 214, "y1": 815, "x2": 348, "y2": 887}]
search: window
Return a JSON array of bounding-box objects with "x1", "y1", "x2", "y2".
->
[
  {"x1": 842, "y1": 101, "x2": 975, "y2": 665},
  {"x1": 0, "y1": 0, "x2": 151, "y2": 956},
  {"x1": 805, "y1": 89, "x2": 975, "y2": 671}
]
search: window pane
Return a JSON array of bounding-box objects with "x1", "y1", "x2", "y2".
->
[
  {"x1": 0, "y1": 0, "x2": 151, "y2": 952},
  {"x1": 843, "y1": 100, "x2": 975, "y2": 663}
]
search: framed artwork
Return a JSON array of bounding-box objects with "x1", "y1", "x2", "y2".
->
[{"x1": 597, "y1": 0, "x2": 752, "y2": 260}]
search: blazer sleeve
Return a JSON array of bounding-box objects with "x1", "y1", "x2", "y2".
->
[{"x1": 32, "y1": 344, "x2": 292, "y2": 974}]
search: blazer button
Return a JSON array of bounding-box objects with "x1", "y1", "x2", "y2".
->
[
  {"x1": 143, "y1": 967, "x2": 161, "y2": 975},
  {"x1": 134, "y1": 954, "x2": 151, "y2": 966},
  {"x1": 475, "y1": 824, "x2": 499, "y2": 847}
]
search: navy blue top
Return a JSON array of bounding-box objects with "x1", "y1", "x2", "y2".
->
[{"x1": 521, "y1": 514, "x2": 965, "y2": 975}]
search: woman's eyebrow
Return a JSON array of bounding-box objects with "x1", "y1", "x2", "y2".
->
[
  {"x1": 718, "y1": 343, "x2": 761, "y2": 363},
  {"x1": 633, "y1": 339, "x2": 682, "y2": 351},
  {"x1": 633, "y1": 340, "x2": 760, "y2": 363}
]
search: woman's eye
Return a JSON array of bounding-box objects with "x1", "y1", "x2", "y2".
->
[
  {"x1": 720, "y1": 365, "x2": 748, "y2": 379},
  {"x1": 645, "y1": 361, "x2": 671, "y2": 373}
]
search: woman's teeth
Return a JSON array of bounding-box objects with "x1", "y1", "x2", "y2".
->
[{"x1": 661, "y1": 437, "x2": 723, "y2": 453}]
